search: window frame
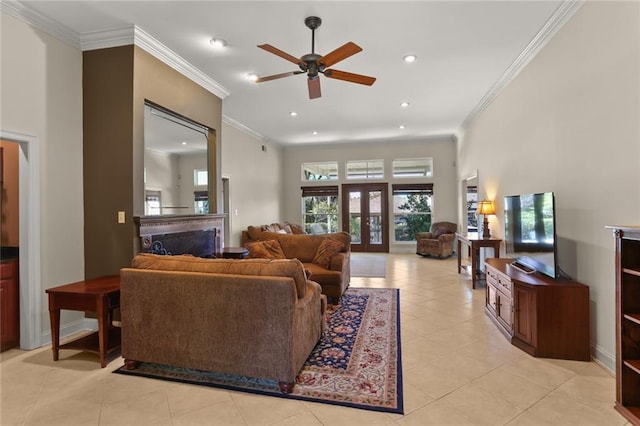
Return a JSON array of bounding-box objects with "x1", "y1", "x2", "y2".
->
[{"x1": 392, "y1": 183, "x2": 434, "y2": 243}]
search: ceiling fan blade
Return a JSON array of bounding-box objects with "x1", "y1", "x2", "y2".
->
[
  {"x1": 258, "y1": 44, "x2": 302, "y2": 66},
  {"x1": 324, "y1": 69, "x2": 376, "y2": 86},
  {"x1": 318, "y1": 42, "x2": 362, "y2": 68},
  {"x1": 308, "y1": 77, "x2": 321, "y2": 99},
  {"x1": 255, "y1": 71, "x2": 301, "y2": 83}
]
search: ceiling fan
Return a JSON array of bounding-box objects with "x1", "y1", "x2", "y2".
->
[{"x1": 256, "y1": 16, "x2": 376, "y2": 99}]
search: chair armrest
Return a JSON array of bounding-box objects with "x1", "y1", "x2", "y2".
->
[{"x1": 438, "y1": 233, "x2": 456, "y2": 242}]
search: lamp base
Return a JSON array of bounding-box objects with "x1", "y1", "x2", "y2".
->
[{"x1": 482, "y1": 216, "x2": 491, "y2": 239}]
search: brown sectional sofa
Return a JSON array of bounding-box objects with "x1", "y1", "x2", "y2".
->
[
  {"x1": 246, "y1": 231, "x2": 351, "y2": 299},
  {"x1": 120, "y1": 253, "x2": 326, "y2": 393}
]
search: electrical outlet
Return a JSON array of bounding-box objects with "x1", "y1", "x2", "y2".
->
[{"x1": 117, "y1": 211, "x2": 126, "y2": 224}]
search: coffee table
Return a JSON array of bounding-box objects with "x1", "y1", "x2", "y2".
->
[{"x1": 46, "y1": 275, "x2": 121, "y2": 367}]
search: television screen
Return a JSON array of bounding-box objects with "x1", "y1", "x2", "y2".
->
[{"x1": 504, "y1": 192, "x2": 558, "y2": 279}]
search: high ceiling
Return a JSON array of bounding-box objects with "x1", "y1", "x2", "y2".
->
[{"x1": 13, "y1": 1, "x2": 572, "y2": 146}]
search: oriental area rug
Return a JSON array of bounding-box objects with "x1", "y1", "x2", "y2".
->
[{"x1": 114, "y1": 287, "x2": 403, "y2": 414}]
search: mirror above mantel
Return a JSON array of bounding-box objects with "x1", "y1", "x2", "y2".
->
[{"x1": 143, "y1": 102, "x2": 212, "y2": 216}]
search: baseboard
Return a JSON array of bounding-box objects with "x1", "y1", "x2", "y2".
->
[
  {"x1": 40, "y1": 317, "x2": 98, "y2": 347},
  {"x1": 592, "y1": 343, "x2": 615, "y2": 374}
]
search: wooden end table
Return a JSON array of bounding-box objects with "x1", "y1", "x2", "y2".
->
[
  {"x1": 46, "y1": 275, "x2": 121, "y2": 368},
  {"x1": 456, "y1": 233, "x2": 502, "y2": 289},
  {"x1": 222, "y1": 247, "x2": 249, "y2": 259}
]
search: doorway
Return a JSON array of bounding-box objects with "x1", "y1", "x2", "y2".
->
[
  {"x1": 1, "y1": 130, "x2": 42, "y2": 350},
  {"x1": 342, "y1": 183, "x2": 389, "y2": 252}
]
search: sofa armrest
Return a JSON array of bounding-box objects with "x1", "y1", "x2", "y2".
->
[{"x1": 329, "y1": 251, "x2": 349, "y2": 272}]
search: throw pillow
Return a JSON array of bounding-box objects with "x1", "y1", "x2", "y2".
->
[
  {"x1": 312, "y1": 238, "x2": 345, "y2": 269},
  {"x1": 246, "y1": 239, "x2": 286, "y2": 259},
  {"x1": 434, "y1": 228, "x2": 452, "y2": 238}
]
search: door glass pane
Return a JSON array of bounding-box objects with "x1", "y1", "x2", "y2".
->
[
  {"x1": 348, "y1": 191, "x2": 362, "y2": 243},
  {"x1": 369, "y1": 190, "x2": 382, "y2": 244}
]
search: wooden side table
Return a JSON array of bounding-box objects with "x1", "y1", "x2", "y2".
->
[
  {"x1": 222, "y1": 247, "x2": 249, "y2": 259},
  {"x1": 456, "y1": 233, "x2": 502, "y2": 289},
  {"x1": 46, "y1": 275, "x2": 121, "y2": 368}
]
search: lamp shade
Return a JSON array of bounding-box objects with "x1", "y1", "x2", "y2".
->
[{"x1": 477, "y1": 200, "x2": 495, "y2": 216}]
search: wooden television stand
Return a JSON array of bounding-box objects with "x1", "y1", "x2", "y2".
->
[{"x1": 484, "y1": 258, "x2": 590, "y2": 361}]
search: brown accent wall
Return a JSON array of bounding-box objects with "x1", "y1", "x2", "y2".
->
[{"x1": 83, "y1": 45, "x2": 222, "y2": 279}]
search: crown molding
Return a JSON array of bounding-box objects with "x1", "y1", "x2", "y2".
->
[
  {"x1": 222, "y1": 115, "x2": 269, "y2": 143},
  {"x1": 460, "y1": 0, "x2": 585, "y2": 132},
  {"x1": 130, "y1": 26, "x2": 230, "y2": 99},
  {"x1": 1, "y1": 0, "x2": 80, "y2": 48},
  {"x1": 3, "y1": 2, "x2": 229, "y2": 99}
]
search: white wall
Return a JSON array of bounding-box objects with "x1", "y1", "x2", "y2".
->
[
  {"x1": 1, "y1": 13, "x2": 85, "y2": 333},
  {"x1": 457, "y1": 1, "x2": 640, "y2": 371},
  {"x1": 282, "y1": 137, "x2": 458, "y2": 253},
  {"x1": 221, "y1": 122, "x2": 283, "y2": 246}
]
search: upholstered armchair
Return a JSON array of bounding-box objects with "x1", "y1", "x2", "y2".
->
[{"x1": 416, "y1": 221, "x2": 458, "y2": 258}]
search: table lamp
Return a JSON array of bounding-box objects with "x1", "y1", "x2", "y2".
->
[{"x1": 477, "y1": 200, "x2": 495, "y2": 239}]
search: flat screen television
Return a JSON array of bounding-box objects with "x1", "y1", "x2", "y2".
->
[{"x1": 504, "y1": 192, "x2": 558, "y2": 279}]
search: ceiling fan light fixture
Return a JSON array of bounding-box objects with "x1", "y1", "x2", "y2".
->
[
  {"x1": 246, "y1": 73, "x2": 259, "y2": 82},
  {"x1": 312, "y1": 131, "x2": 318, "y2": 135},
  {"x1": 400, "y1": 101, "x2": 410, "y2": 108},
  {"x1": 210, "y1": 38, "x2": 227, "y2": 48},
  {"x1": 289, "y1": 111, "x2": 297, "y2": 117},
  {"x1": 399, "y1": 124, "x2": 406, "y2": 129},
  {"x1": 403, "y1": 54, "x2": 417, "y2": 63}
]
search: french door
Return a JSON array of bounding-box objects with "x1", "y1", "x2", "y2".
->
[{"x1": 341, "y1": 183, "x2": 389, "y2": 252}]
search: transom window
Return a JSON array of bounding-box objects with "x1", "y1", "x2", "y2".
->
[
  {"x1": 194, "y1": 169, "x2": 208, "y2": 186},
  {"x1": 302, "y1": 162, "x2": 338, "y2": 181},
  {"x1": 346, "y1": 160, "x2": 384, "y2": 179},
  {"x1": 392, "y1": 158, "x2": 433, "y2": 178}
]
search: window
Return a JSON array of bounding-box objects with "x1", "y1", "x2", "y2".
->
[
  {"x1": 302, "y1": 162, "x2": 338, "y2": 181},
  {"x1": 194, "y1": 191, "x2": 209, "y2": 214},
  {"x1": 194, "y1": 169, "x2": 208, "y2": 186},
  {"x1": 392, "y1": 184, "x2": 433, "y2": 242},
  {"x1": 301, "y1": 186, "x2": 339, "y2": 234},
  {"x1": 466, "y1": 185, "x2": 478, "y2": 233},
  {"x1": 392, "y1": 158, "x2": 433, "y2": 178},
  {"x1": 346, "y1": 160, "x2": 384, "y2": 179}
]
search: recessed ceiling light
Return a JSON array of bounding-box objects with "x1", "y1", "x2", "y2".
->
[
  {"x1": 400, "y1": 102, "x2": 410, "y2": 108},
  {"x1": 246, "y1": 73, "x2": 258, "y2": 82},
  {"x1": 289, "y1": 111, "x2": 297, "y2": 117},
  {"x1": 312, "y1": 131, "x2": 318, "y2": 135},
  {"x1": 399, "y1": 124, "x2": 406, "y2": 129},
  {"x1": 403, "y1": 54, "x2": 417, "y2": 63},
  {"x1": 210, "y1": 38, "x2": 227, "y2": 48},
  {"x1": 181, "y1": 141, "x2": 188, "y2": 145}
]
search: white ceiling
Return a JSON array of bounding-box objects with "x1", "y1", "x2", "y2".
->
[{"x1": 14, "y1": 1, "x2": 574, "y2": 146}]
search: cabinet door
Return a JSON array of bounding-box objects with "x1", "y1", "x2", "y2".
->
[
  {"x1": 513, "y1": 284, "x2": 534, "y2": 345},
  {"x1": 497, "y1": 290, "x2": 513, "y2": 332},
  {"x1": 0, "y1": 260, "x2": 19, "y2": 351},
  {"x1": 486, "y1": 282, "x2": 498, "y2": 318}
]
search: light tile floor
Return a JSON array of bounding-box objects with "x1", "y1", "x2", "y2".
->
[{"x1": 0, "y1": 254, "x2": 629, "y2": 425}]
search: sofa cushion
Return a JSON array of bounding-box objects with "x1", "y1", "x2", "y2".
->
[
  {"x1": 131, "y1": 253, "x2": 307, "y2": 298},
  {"x1": 312, "y1": 238, "x2": 345, "y2": 269},
  {"x1": 246, "y1": 239, "x2": 286, "y2": 259}
]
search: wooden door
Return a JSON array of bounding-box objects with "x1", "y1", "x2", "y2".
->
[{"x1": 342, "y1": 183, "x2": 388, "y2": 252}]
